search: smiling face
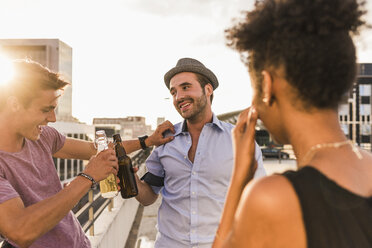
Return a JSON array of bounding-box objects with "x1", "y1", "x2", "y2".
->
[
  {"x1": 169, "y1": 72, "x2": 211, "y2": 122},
  {"x1": 14, "y1": 89, "x2": 60, "y2": 141}
]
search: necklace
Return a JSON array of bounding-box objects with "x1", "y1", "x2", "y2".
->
[{"x1": 299, "y1": 140, "x2": 363, "y2": 166}]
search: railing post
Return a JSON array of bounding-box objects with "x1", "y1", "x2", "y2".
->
[{"x1": 89, "y1": 189, "x2": 94, "y2": 236}]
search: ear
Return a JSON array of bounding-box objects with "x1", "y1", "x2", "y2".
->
[
  {"x1": 7, "y1": 96, "x2": 21, "y2": 112},
  {"x1": 261, "y1": 70, "x2": 274, "y2": 106},
  {"x1": 205, "y1": 83, "x2": 213, "y2": 97}
]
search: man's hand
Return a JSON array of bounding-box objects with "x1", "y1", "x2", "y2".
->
[
  {"x1": 147, "y1": 120, "x2": 175, "y2": 147},
  {"x1": 83, "y1": 149, "x2": 118, "y2": 182}
]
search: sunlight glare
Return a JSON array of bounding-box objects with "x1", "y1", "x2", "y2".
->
[{"x1": 0, "y1": 56, "x2": 14, "y2": 87}]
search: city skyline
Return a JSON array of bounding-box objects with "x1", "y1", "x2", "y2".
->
[{"x1": 0, "y1": 0, "x2": 371, "y2": 128}]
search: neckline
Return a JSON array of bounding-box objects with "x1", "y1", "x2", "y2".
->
[
  {"x1": 301, "y1": 166, "x2": 372, "y2": 200},
  {"x1": 0, "y1": 139, "x2": 28, "y2": 154}
]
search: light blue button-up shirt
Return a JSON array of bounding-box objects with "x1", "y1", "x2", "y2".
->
[{"x1": 145, "y1": 114, "x2": 266, "y2": 248}]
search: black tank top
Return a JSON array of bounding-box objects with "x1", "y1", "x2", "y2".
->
[{"x1": 282, "y1": 166, "x2": 372, "y2": 248}]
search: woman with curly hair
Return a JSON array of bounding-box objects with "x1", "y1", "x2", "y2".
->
[{"x1": 213, "y1": 0, "x2": 372, "y2": 247}]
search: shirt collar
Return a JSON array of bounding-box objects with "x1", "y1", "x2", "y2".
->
[{"x1": 174, "y1": 113, "x2": 224, "y2": 136}]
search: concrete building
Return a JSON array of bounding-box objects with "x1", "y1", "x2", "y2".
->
[
  {"x1": 157, "y1": 117, "x2": 165, "y2": 126},
  {"x1": 93, "y1": 116, "x2": 152, "y2": 139},
  {"x1": 0, "y1": 39, "x2": 74, "y2": 122},
  {"x1": 339, "y1": 63, "x2": 372, "y2": 150}
]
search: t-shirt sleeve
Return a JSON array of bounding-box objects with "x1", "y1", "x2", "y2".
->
[
  {"x1": 42, "y1": 126, "x2": 66, "y2": 154},
  {"x1": 0, "y1": 172, "x2": 19, "y2": 204},
  {"x1": 143, "y1": 148, "x2": 165, "y2": 194}
]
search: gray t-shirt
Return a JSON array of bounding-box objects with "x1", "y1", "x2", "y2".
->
[{"x1": 0, "y1": 126, "x2": 91, "y2": 248}]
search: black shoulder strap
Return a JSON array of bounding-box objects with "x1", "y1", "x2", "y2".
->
[{"x1": 141, "y1": 172, "x2": 164, "y2": 187}]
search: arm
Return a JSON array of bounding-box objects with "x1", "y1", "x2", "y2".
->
[
  {"x1": 122, "y1": 120, "x2": 175, "y2": 154},
  {"x1": 214, "y1": 107, "x2": 306, "y2": 248},
  {"x1": 134, "y1": 174, "x2": 159, "y2": 206},
  {"x1": 0, "y1": 150, "x2": 118, "y2": 248},
  {"x1": 213, "y1": 107, "x2": 258, "y2": 247},
  {"x1": 53, "y1": 120, "x2": 175, "y2": 159},
  {"x1": 134, "y1": 143, "x2": 165, "y2": 206}
]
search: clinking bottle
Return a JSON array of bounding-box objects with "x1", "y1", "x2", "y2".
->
[
  {"x1": 113, "y1": 134, "x2": 138, "y2": 198},
  {"x1": 96, "y1": 130, "x2": 118, "y2": 198}
]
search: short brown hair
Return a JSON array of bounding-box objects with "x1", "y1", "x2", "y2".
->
[
  {"x1": 0, "y1": 59, "x2": 69, "y2": 109},
  {"x1": 195, "y1": 72, "x2": 214, "y2": 103}
]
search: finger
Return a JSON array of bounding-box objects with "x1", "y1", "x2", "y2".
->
[
  {"x1": 166, "y1": 123, "x2": 175, "y2": 133},
  {"x1": 101, "y1": 149, "x2": 116, "y2": 157},
  {"x1": 107, "y1": 142, "x2": 114, "y2": 149},
  {"x1": 163, "y1": 136, "x2": 174, "y2": 143},
  {"x1": 133, "y1": 166, "x2": 139, "y2": 173},
  {"x1": 161, "y1": 124, "x2": 175, "y2": 134},
  {"x1": 235, "y1": 108, "x2": 250, "y2": 133},
  {"x1": 246, "y1": 106, "x2": 258, "y2": 139},
  {"x1": 162, "y1": 121, "x2": 175, "y2": 133},
  {"x1": 108, "y1": 155, "x2": 118, "y2": 161},
  {"x1": 244, "y1": 107, "x2": 258, "y2": 154}
]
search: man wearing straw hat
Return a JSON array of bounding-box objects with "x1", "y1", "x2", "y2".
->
[{"x1": 135, "y1": 58, "x2": 266, "y2": 247}]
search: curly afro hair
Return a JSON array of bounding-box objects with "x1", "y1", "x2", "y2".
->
[{"x1": 226, "y1": 0, "x2": 368, "y2": 110}]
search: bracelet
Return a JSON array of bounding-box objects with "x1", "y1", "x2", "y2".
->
[{"x1": 77, "y1": 172, "x2": 97, "y2": 189}]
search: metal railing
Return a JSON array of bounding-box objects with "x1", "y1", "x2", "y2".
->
[{"x1": 74, "y1": 148, "x2": 152, "y2": 235}]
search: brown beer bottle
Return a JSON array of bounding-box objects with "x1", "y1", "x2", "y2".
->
[{"x1": 113, "y1": 134, "x2": 138, "y2": 198}]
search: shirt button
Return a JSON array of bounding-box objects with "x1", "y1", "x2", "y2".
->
[
  {"x1": 192, "y1": 191, "x2": 195, "y2": 195},
  {"x1": 192, "y1": 172, "x2": 196, "y2": 175},
  {"x1": 184, "y1": 156, "x2": 187, "y2": 159},
  {"x1": 192, "y1": 211, "x2": 196, "y2": 214},
  {"x1": 192, "y1": 230, "x2": 196, "y2": 233}
]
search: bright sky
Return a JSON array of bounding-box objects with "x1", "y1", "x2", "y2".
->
[{"x1": 0, "y1": 0, "x2": 371, "y2": 129}]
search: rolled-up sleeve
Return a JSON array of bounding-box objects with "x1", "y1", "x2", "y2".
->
[{"x1": 144, "y1": 148, "x2": 165, "y2": 194}]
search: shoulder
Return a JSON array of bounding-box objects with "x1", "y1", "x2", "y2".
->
[
  {"x1": 219, "y1": 120, "x2": 235, "y2": 131},
  {"x1": 231, "y1": 175, "x2": 305, "y2": 247},
  {"x1": 242, "y1": 175, "x2": 299, "y2": 212},
  {"x1": 39, "y1": 126, "x2": 66, "y2": 153},
  {"x1": 40, "y1": 126, "x2": 60, "y2": 139}
]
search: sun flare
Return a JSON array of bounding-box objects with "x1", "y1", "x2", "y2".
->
[{"x1": 0, "y1": 55, "x2": 14, "y2": 87}]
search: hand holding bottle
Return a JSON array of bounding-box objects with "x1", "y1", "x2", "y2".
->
[{"x1": 83, "y1": 149, "x2": 118, "y2": 182}]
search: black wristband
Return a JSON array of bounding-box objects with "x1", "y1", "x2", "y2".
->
[
  {"x1": 138, "y1": 135, "x2": 148, "y2": 150},
  {"x1": 78, "y1": 172, "x2": 97, "y2": 189}
]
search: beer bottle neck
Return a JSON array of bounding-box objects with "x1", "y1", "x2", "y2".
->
[{"x1": 115, "y1": 141, "x2": 127, "y2": 157}]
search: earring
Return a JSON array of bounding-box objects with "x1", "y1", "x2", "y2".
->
[{"x1": 262, "y1": 98, "x2": 269, "y2": 104}]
